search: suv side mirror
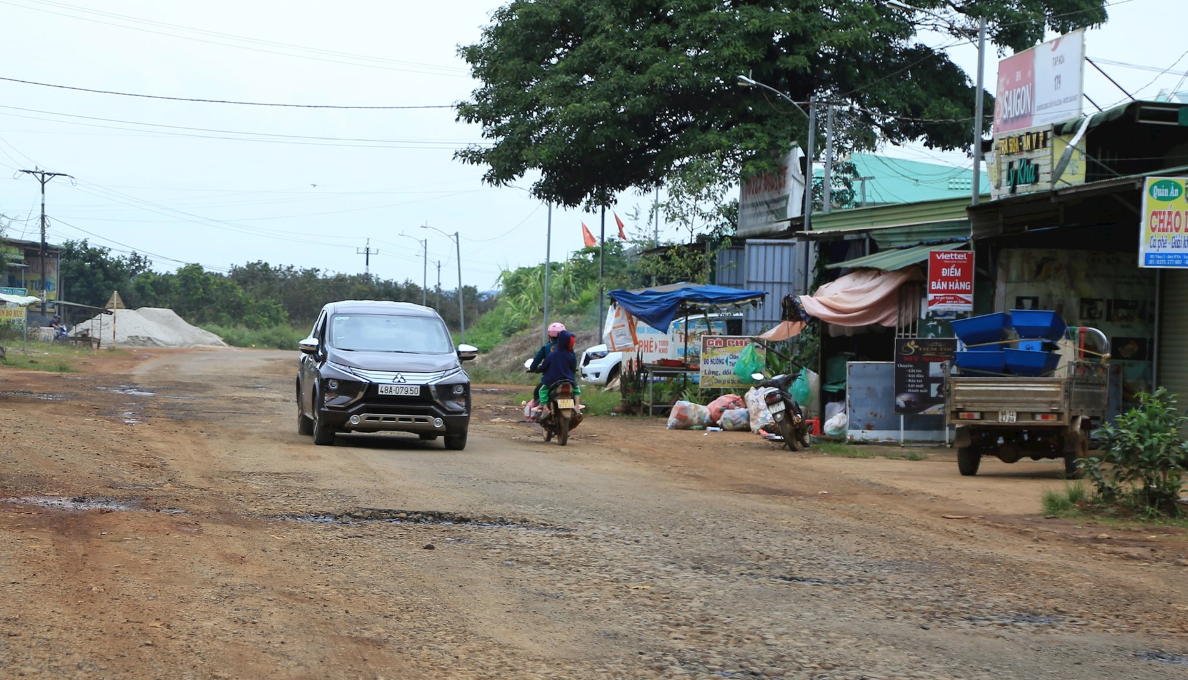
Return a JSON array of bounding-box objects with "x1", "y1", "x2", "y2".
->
[
  {"x1": 457, "y1": 344, "x2": 478, "y2": 362},
  {"x1": 299, "y1": 338, "x2": 319, "y2": 354}
]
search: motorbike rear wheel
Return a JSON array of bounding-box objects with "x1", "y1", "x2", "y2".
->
[
  {"x1": 557, "y1": 415, "x2": 569, "y2": 446},
  {"x1": 778, "y1": 417, "x2": 801, "y2": 451}
]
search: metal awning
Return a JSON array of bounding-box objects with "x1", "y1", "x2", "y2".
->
[{"x1": 825, "y1": 241, "x2": 967, "y2": 271}]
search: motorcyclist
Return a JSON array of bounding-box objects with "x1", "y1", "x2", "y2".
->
[
  {"x1": 529, "y1": 322, "x2": 566, "y2": 404},
  {"x1": 539, "y1": 329, "x2": 581, "y2": 412}
]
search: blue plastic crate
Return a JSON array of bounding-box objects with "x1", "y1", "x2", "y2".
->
[
  {"x1": 954, "y1": 350, "x2": 1005, "y2": 374},
  {"x1": 951, "y1": 312, "x2": 1011, "y2": 347},
  {"x1": 1002, "y1": 348, "x2": 1061, "y2": 376},
  {"x1": 1009, "y1": 309, "x2": 1067, "y2": 341}
]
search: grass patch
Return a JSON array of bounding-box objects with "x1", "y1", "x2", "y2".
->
[
  {"x1": 815, "y1": 441, "x2": 928, "y2": 461},
  {"x1": 1042, "y1": 482, "x2": 1087, "y2": 516},
  {"x1": 0, "y1": 340, "x2": 122, "y2": 372},
  {"x1": 203, "y1": 324, "x2": 305, "y2": 350}
]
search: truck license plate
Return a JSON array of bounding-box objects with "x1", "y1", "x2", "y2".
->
[
  {"x1": 378, "y1": 385, "x2": 419, "y2": 396},
  {"x1": 556, "y1": 398, "x2": 575, "y2": 409},
  {"x1": 768, "y1": 401, "x2": 785, "y2": 414},
  {"x1": 998, "y1": 410, "x2": 1017, "y2": 423}
]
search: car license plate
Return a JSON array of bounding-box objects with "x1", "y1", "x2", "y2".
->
[
  {"x1": 769, "y1": 401, "x2": 785, "y2": 414},
  {"x1": 378, "y1": 385, "x2": 419, "y2": 396},
  {"x1": 999, "y1": 410, "x2": 1017, "y2": 423},
  {"x1": 556, "y1": 398, "x2": 575, "y2": 409}
]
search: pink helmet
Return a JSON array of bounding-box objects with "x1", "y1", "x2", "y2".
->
[{"x1": 548, "y1": 322, "x2": 566, "y2": 337}]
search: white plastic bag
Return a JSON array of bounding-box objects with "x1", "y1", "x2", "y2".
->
[
  {"x1": 719, "y1": 408, "x2": 750, "y2": 431},
  {"x1": 667, "y1": 401, "x2": 710, "y2": 429},
  {"x1": 824, "y1": 411, "x2": 848, "y2": 437},
  {"x1": 745, "y1": 386, "x2": 777, "y2": 433}
]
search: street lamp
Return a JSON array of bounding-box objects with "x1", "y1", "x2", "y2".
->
[
  {"x1": 398, "y1": 233, "x2": 429, "y2": 307},
  {"x1": 736, "y1": 74, "x2": 810, "y2": 118},
  {"x1": 420, "y1": 224, "x2": 465, "y2": 344}
]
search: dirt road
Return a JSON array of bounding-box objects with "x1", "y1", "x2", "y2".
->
[{"x1": 1, "y1": 348, "x2": 1186, "y2": 679}]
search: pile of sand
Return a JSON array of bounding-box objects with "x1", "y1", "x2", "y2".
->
[{"x1": 71, "y1": 307, "x2": 227, "y2": 348}]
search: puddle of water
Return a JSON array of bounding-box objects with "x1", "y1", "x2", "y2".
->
[
  {"x1": 0, "y1": 391, "x2": 67, "y2": 401},
  {"x1": 1138, "y1": 651, "x2": 1188, "y2": 665},
  {"x1": 2, "y1": 495, "x2": 186, "y2": 515},
  {"x1": 276, "y1": 508, "x2": 563, "y2": 531},
  {"x1": 4, "y1": 496, "x2": 139, "y2": 512},
  {"x1": 97, "y1": 385, "x2": 155, "y2": 397}
]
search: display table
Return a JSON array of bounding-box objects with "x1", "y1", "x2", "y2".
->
[{"x1": 641, "y1": 363, "x2": 700, "y2": 416}]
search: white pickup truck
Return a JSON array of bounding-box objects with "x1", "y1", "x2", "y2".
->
[{"x1": 579, "y1": 314, "x2": 742, "y2": 385}]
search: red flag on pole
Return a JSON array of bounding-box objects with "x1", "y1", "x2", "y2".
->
[
  {"x1": 614, "y1": 212, "x2": 627, "y2": 240},
  {"x1": 581, "y1": 222, "x2": 596, "y2": 248}
]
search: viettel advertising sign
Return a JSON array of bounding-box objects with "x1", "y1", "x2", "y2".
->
[
  {"x1": 927, "y1": 250, "x2": 974, "y2": 312},
  {"x1": 1139, "y1": 177, "x2": 1188, "y2": 268},
  {"x1": 994, "y1": 30, "x2": 1085, "y2": 134}
]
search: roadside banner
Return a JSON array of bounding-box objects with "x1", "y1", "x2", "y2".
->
[
  {"x1": 1139, "y1": 177, "x2": 1188, "y2": 268},
  {"x1": 0, "y1": 286, "x2": 29, "y2": 328},
  {"x1": 926, "y1": 250, "x2": 974, "y2": 312},
  {"x1": 994, "y1": 30, "x2": 1085, "y2": 134},
  {"x1": 700, "y1": 335, "x2": 763, "y2": 389},
  {"x1": 894, "y1": 338, "x2": 957, "y2": 415},
  {"x1": 605, "y1": 304, "x2": 639, "y2": 352}
]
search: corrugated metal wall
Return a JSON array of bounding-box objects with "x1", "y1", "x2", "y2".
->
[
  {"x1": 742, "y1": 239, "x2": 803, "y2": 336},
  {"x1": 714, "y1": 247, "x2": 745, "y2": 288}
]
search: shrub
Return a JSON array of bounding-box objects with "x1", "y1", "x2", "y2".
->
[
  {"x1": 204, "y1": 324, "x2": 305, "y2": 350},
  {"x1": 1081, "y1": 388, "x2": 1188, "y2": 517}
]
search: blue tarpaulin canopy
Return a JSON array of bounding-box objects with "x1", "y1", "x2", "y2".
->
[{"x1": 607, "y1": 284, "x2": 767, "y2": 333}]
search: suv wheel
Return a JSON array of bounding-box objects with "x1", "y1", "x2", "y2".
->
[
  {"x1": 312, "y1": 394, "x2": 336, "y2": 446},
  {"x1": 297, "y1": 385, "x2": 313, "y2": 436},
  {"x1": 444, "y1": 430, "x2": 467, "y2": 450}
]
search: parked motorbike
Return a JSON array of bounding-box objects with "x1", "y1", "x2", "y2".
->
[
  {"x1": 752, "y1": 372, "x2": 811, "y2": 451},
  {"x1": 540, "y1": 379, "x2": 581, "y2": 446}
]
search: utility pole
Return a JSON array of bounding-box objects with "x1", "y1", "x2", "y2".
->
[
  {"x1": 972, "y1": 15, "x2": 987, "y2": 206},
  {"x1": 19, "y1": 168, "x2": 71, "y2": 316},
  {"x1": 454, "y1": 231, "x2": 464, "y2": 344},
  {"x1": 823, "y1": 104, "x2": 835, "y2": 213},
  {"x1": 598, "y1": 206, "x2": 606, "y2": 341},
  {"x1": 653, "y1": 186, "x2": 660, "y2": 246},
  {"x1": 435, "y1": 260, "x2": 442, "y2": 310},
  {"x1": 543, "y1": 203, "x2": 552, "y2": 342},
  {"x1": 804, "y1": 98, "x2": 817, "y2": 231},
  {"x1": 356, "y1": 238, "x2": 378, "y2": 277},
  {"x1": 401, "y1": 232, "x2": 429, "y2": 306}
]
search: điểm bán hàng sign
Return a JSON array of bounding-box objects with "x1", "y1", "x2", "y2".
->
[
  {"x1": 1139, "y1": 177, "x2": 1188, "y2": 268},
  {"x1": 926, "y1": 250, "x2": 973, "y2": 312}
]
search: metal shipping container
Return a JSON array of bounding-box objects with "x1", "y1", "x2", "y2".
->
[
  {"x1": 714, "y1": 246, "x2": 745, "y2": 289},
  {"x1": 742, "y1": 239, "x2": 810, "y2": 336}
]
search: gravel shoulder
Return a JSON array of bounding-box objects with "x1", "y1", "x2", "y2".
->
[{"x1": 0, "y1": 347, "x2": 1185, "y2": 679}]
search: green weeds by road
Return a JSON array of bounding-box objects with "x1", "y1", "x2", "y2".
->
[
  {"x1": 204, "y1": 324, "x2": 305, "y2": 350},
  {"x1": 816, "y1": 441, "x2": 927, "y2": 461}
]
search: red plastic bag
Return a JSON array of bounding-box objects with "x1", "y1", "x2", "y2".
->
[{"x1": 707, "y1": 394, "x2": 745, "y2": 424}]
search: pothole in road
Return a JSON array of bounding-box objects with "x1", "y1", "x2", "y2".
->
[
  {"x1": 0, "y1": 390, "x2": 68, "y2": 401},
  {"x1": 96, "y1": 385, "x2": 156, "y2": 397},
  {"x1": 2, "y1": 495, "x2": 186, "y2": 514},
  {"x1": 1138, "y1": 651, "x2": 1188, "y2": 665},
  {"x1": 276, "y1": 508, "x2": 566, "y2": 531}
]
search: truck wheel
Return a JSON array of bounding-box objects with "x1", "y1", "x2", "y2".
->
[
  {"x1": 1063, "y1": 432, "x2": 1086, "y2": 479},
  {"x1": 957, "y1": 447, "x2": 981, "y2": 476}
]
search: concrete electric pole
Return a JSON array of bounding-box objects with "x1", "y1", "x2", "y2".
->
[
  {"x1": 356, "y1": 239, "x2": 378, "y2": 277},
  {"x1": 18, "y1": 168, "x2": 71, "y2": 316}
]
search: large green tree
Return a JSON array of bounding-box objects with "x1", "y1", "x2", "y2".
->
[
  {"x1": 457, "y1": 0, "x2": 1108, "y2": 207},
  {"x1": 60, "y1": 239, "x2": 152, "y2": 308}
]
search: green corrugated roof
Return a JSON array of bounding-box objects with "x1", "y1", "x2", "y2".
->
[
  {"x1": 810, "y1": 195, "x2": 974, "y2": 233},
  {"x1": 825, "y1": 241, "x2": 967, "y2": 271},
  {"x1": 848, "y1": 153, "x2": 988, "y2": 205}
]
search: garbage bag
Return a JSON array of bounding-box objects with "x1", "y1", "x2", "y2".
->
[
  {"x1": 707, "y1": 393, "x2": 745, "y2": 423},
  {"x1": 745, "y1": 386, "x2": 777, "y2": 434},
  {"x1": 667, "y1": 400, "x2": 711, "y2": 430},
  {"x1": 824, "y1": 411, "x2": 848, "y2": 437},
  {"x1": 732, "y1": 343, "x2": 765, "y2": 382},
  {"x1": 719, "y1": 408, "x2": 750, "y2": 431},
  {"x1": 824, "y1": 400, "x2": 845, "y2": 423}
]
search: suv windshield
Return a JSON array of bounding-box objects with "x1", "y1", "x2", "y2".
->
[{"x1": 329, "y1": 314, "x2": 453, "y2": 353}]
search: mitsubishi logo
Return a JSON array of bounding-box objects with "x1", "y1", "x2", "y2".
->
[{"x1": 391, "y1": 373, "x2": 407, "y2": 384}]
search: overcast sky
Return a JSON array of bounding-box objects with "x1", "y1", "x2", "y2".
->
[{"x1": 0, "y1": 0, "x2": 1181, "y2": 290}]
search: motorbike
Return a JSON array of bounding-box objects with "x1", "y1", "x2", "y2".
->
[
  {"x1": 752, "y1": 372, "x2": 811, "y2": 451},
  {"x1": 539, "y1": 379, "x2": 581, "y2": 446}
]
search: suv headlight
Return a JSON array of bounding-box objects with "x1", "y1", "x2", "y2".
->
[
  {"x1": 435, "y1": 382, "x2": 469, "y2": 411},
  {"x1": 323, "y1": 377, "x2": 365, "y2": 406}
]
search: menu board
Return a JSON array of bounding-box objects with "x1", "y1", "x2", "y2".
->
[{"x1": 894, "y1": 338, "x2": 957, "y2": 415}]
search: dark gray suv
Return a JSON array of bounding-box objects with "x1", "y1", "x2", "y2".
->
[{"x1": 296, "y1": 300, "x2": 478, "y2": 449}]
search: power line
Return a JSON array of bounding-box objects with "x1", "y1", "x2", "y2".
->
[
  {"x1": 0, "y1": 75, "x2": 454, "y2": 110},
  {"x1": 2, "y1": 0, "x2": 469, "y2": 77}
]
